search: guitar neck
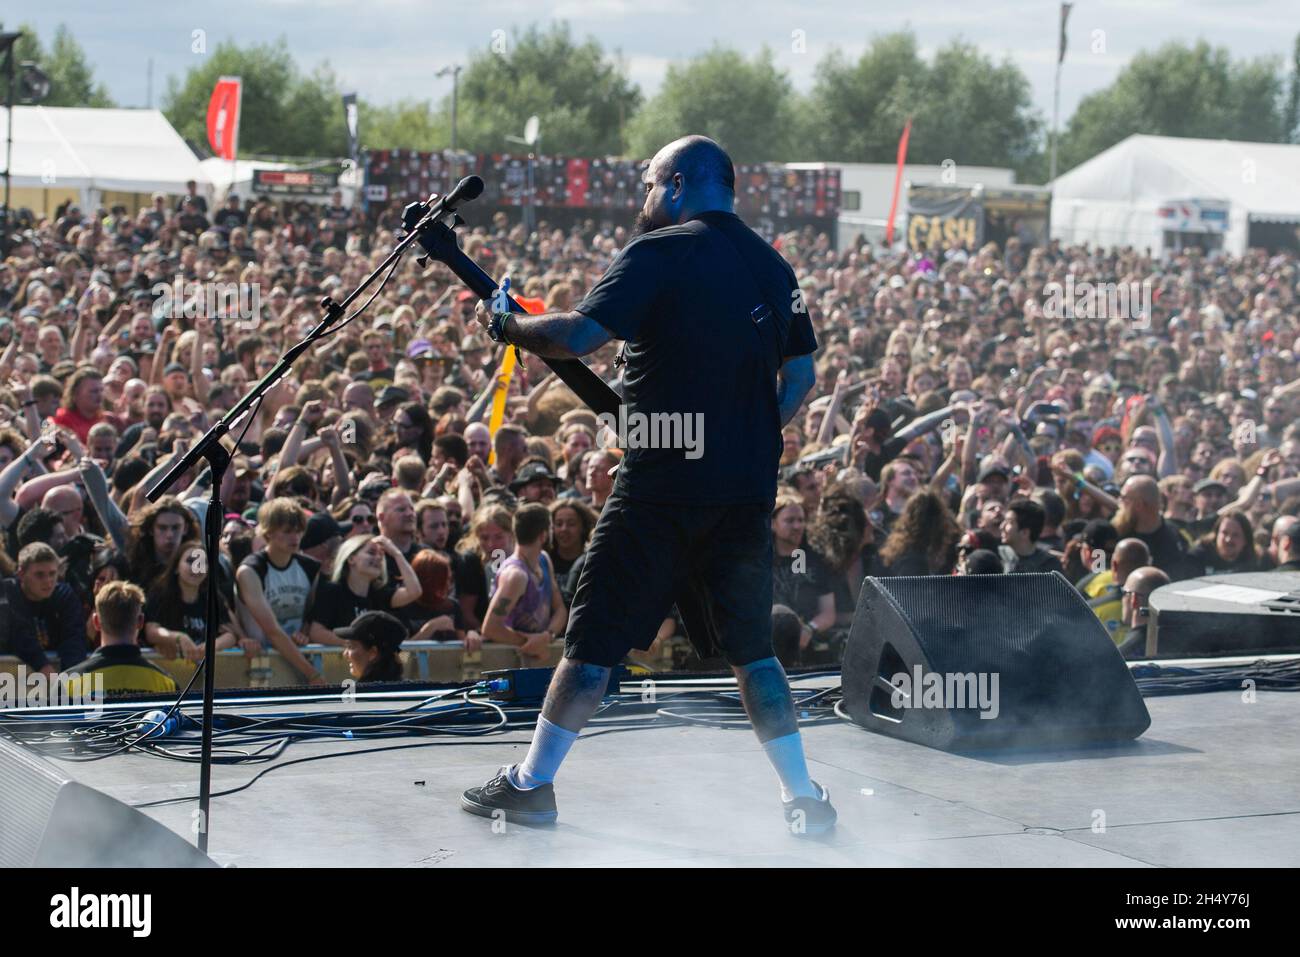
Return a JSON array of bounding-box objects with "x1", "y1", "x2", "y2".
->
[{"x1": 420, "y1": 220, "x2": 621, "y2": 418}]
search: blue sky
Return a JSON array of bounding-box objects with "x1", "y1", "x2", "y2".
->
[{"x1": 7, "y1": 0, "x2": 1295, "y2": 132}]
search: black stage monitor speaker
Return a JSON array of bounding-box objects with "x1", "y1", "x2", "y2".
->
[
  {"x1": 0, "y1": 736, "x2": 216, "y2": 867},
  {"x1": 842, "y1": 573, "x2": 1150, "y2": 751}
]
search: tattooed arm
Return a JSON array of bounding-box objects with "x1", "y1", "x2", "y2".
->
[{"x1": 480, "y1": 565, "x2": 550, "y2": 657}]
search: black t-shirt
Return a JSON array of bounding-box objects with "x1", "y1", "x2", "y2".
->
[
  {"x1": 404, "y1": 596, "x2": 467, "y2": 642},
  {"x1": 454, "y1": 550, "x2": 489, "y2": 622},
  {"x1": 145, "y1": 589, "x2": 229, "y2": 638},
  {"x1": 575, "y1": 210, "x2": 816, "y2": 506},
  {"x1": 1135, "y1": 520, "x2": 1193, "y2": 581},
  {"x1": 1186, "y1": 545, "x2": 1258, "y2": 578},
  {"x1": 177, "y1": 212, "x2": 210, "y2": 234},
  {"x1": 309, "y1": 578, "x2": 398, "y2": 632},
  {"x1": 860, "y1": 436, "x2": 908, "y2": 483},
  {"x1": 213, "y1": 208, "x2": 247, "y2": 230},
  {"x1": 772, "y1": 546, "x2": 835, "y2": 623}
]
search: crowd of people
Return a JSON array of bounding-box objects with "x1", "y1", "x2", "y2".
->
[{"x1": 2, "y1": 178, "x2": 1299, "y2": 691}]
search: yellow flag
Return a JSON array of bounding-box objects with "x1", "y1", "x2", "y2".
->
[{"x1": 486, "y1": 345, "x2": 517, "y2": 466}]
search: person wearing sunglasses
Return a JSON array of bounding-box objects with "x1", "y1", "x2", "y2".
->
[
  {"x1": 1116, "y1": 565, "x2": 1170, "y2": 659},
  {"x1": 331, "y1": 497, "x2": 376, "y2": 539}
]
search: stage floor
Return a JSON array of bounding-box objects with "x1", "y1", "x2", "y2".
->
[{"x1": 52, "y1": 686, "x2": 1300, "y2": 867}]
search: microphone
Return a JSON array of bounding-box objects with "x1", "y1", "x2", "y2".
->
[{"x1": 444, "y1": 174, "x2": 484, "y2": 207}]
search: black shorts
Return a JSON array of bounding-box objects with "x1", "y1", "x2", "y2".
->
[{"x1": 564, "y1": 491, "x2": 775, "y2": 668}]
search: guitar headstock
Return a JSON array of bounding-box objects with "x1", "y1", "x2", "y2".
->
[{"x1": 401, "y1": 197, "x2": 465, "y2": 269}]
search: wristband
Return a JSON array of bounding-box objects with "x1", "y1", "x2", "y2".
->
[
  {"x1": 487, "y1": 310, "x2": 511, "y2": 344},
  {"x1": 1073, "y1": 472, "x2": 1086, "y2": 488}
]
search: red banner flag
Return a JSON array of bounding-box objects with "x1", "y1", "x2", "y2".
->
[
  {"x1": 884, "y1": 117, "x2": 912, "y2": 247},
  {"x1": 206, "y1": 76, "x2": 242, "y2": 161},
  {"x1": 566, "y1": 158, "x2": 589, "y2": 207}
]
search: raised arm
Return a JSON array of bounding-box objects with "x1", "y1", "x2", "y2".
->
[
  {"x1": 376, "y1": 534, "x2": 422, "y2": 608},
  {"x1": 0, "y1": 435, "x2": 55, "y2": 528},
  {"x1": 191, "y1": 318, "x2": 212, "y2": 406},
  {"x1": 318, "y1": 425, "x2": 351, "y2": 503},
  {"x1": 16, "y1": 466, "x2": 79, "y2": 510},
  {"x1": 79, "y1": 457, "x2": 129, "y2": 550}
]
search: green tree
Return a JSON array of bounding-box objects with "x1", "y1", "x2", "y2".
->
[
  {"x1": 1057, "y1": 40, "x2": 1289, "y2": 173},
  {"x1": 161, "y1": 37, "x2": 348, "y2": 158},
  {"x1": 451, "y1": 23, "x2": 640, "y2": 155},
  {"x1": 3, "y1": 22, "x2": 114, "y2": 107},
  {"x1": 626, "y1": 46, "x2": 800, "y2": 163},
  {"x1": 1283, "y1": 32, "x2": 1300, "y2": 143},
  {"x1": 359, "y1": 99, "x2": 450, "y2": 152},
  {"x1": 802, "y1": 32, "x2": 1042, "y2": 174}
]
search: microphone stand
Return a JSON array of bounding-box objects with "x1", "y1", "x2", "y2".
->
[{"x1": 144, "y1": 177, "x2": 481, "y2": 855}]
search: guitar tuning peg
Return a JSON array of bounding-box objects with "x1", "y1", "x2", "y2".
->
[
  {"x1": 452, "y1": 214, "x2": 465, "y2": 228},
  {"x1": 417, "y1": 255, "x2": 430, "y2": 269}
]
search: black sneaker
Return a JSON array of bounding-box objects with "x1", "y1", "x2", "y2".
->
[
  {"x1": 460, "y1": 765, "x2": 558, "y2": 826},
  {"x1": 783, "y1": 782, "x2": 836, "y2": 836}
]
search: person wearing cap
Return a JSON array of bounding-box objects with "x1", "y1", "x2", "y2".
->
[
  {"x1": 1092, "y1": 425, "x2": 1124, "y2": 469},
  {"x1": 373, "y1": 385, "x2": 409, "y2": 423},
  {"x1": 338, "y1": 610, "x2": 407, "y2": 683},
  {"x1": 974, "y1": 460, "x2": 1011, "y2": 503},
  {"x1": 300, "y1": 511, "x2": 347, "y2": 568},
  {"x1": 1189, "y1": 477, "x2": 1229, "y2": 537},
  {"x1": 510, "y1": 459, "x2": 559, "y2": 505}
]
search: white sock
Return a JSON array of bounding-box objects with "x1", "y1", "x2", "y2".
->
[
  {"x1": 510, "y1": 716, "x2": 580, "y2": 789},
  {"x1": 762, "y1": 731, "x2": 820, "y2": 801}
]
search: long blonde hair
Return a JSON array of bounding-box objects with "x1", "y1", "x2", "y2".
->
[{"x1": 331, "y1": 533, "x2": 389, "y2": 588}]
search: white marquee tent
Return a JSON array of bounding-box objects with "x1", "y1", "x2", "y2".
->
[
  {"x1": 1, "y1": 105, "x2": 207, "y2": 216},
  {"x1": 1051, "y1": 134, "x2": 1300, "y2": 256}
]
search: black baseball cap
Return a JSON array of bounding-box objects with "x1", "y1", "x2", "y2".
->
[
  {"x1": 337, "y1": 611, "x2": 406, "y2": 651},
  {"x1": 863, "y1": 408, "x2": 893, "y2": 436},
  {"x1": 509, "y1": 460, "x2": 559, "y2": 491},
  {"x1": 301, "y1": 512, "x2": 346, "y2": 550},
  {"x1": 977, "y1": 462, "x2": 1010, "y2": 483},
  {"x1": 375, "y1": 385, "x2": 410, "y2": 408}
]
